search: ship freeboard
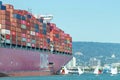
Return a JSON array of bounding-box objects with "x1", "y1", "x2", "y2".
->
[{"x1": 0, "y1": 1, "x2": 73, "y2": 76}]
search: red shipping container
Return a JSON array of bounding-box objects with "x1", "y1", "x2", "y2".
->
[
  {"x1": 27, "y1": 35, "x2": 30, "y2": 38},
  {"x1": 30, "y1": 26, "x2": 34, "y2": 31},
  {"x1": 12, "y1": 36, "x2": 16, "y2": 41},
  {"x1": 31, "y1": 16, "x2": 36, "y2": 21},
  {"x1": 0, "y1": 10, "x2": 10, "y2": 15},
  {"x1": 26, "y1": 22, "x2": 30, "y2": 27},
  {"x1": 0, "y1": 15, "x2": 10, "y2": 20},
  {"x1": 20, "y1": 10, "x2": 28, "y2": 15},
  {"x1": 22, "y1": 34, "x2": 26, "y2": 37},
  {"x1": 0, "y1": 24, "x2": 10, "y2": 30},
  {"x1": 27, "y1": 31, "x2": 30, "y2": 34},
  {"x1": 21, "y1": 20, "x2": 26, "y2": 24},
  {"x1": 39, "y1": 34, "x2": 43, "y2": 38},
  {"x1": 11, "y1": 26, "x2": 16, "y2": 31},
  {"x1": 32, "y1": 44, "x2": 35, "y2": 47},
  {"x1": 36, "y1": 37, "x2": 39, "y2": 41},
  {"x1": 10, "y1": 18, "x2": 17, "y2": 23},
  {"x1": 36, "y1": 33, "x2": 39, "y2": 36},
  {"x1": 13, "y1": 10, "x2": 19, "y2": 14},
  {"x1": 40, "y1": 45, "x2": 43, "y2": 48},
  {"x1": 16, "y1": 28, "x2": 21, "y2": 32},
  {"x1": 36, "y1": 44, "x2": 39, "y2": 48},
  {"x1": 31, "y1": 35, "x2": 35, "y2": 39},
  {"x1": 47, "y1": 35, "x2": 50, "y2": 38},
  {"x1": 11, "y1": 31, "x2": 16, "y2": 35},
  {"x1": 40, "y1": 41, "x2": 43, "y2": 45},
  {"x1": 27, "y1": 39, "x2": 30, "y2": 42},
  {"x1": 50, "y1": 23, "x2": 56, "y2": 27},
  {"x1": 36, "y1": 41, "x2": 40, "y2": 44},
  {"x1": 12, "y1": 40, "x2": 16, "y2": 44},
  {"x1": 0, "y1": 20, "x2": 10, "y2": 25},
  {"x1": 17, "y1": 36, "x2": 21, "y2": 41},
  {"x1": 39, "y1": 24, "x2": 42, "y2": 29},
  {"x1": 21, "y1": 29, "x2": 27, "y2": 34}
]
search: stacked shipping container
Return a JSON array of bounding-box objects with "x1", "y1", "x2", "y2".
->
[{"x1": 0, "y1": 1, "x2": 72, "y2": 55}]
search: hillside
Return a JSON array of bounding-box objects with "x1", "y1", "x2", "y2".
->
[{"x1": 72, "y1": 42, "x2": 120, "y2": 65}]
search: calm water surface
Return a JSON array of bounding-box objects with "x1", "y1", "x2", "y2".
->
[{"x1": 0, "y1": 74, "x2": 119, "y2": 80}]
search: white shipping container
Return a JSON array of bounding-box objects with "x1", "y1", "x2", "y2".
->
[
  {"x1": 30, "y1": 31, "x2": 33, "y2": 35},
  {"x1": 27, "y1": 43, "x2": 31, "y2": 46},
  {"x1": 1, "y1": 29, "x2": 10, "y2": 34},
  {"x1": 5, "y1": 39, "x2": 11, "y2": 43},
  {"x1": 21, "y1": 24, "x2": 26, "y2": 29},
  {"x1": 22, "y1": 38, "x2": 26, "y2": 42},
  {"x1": 30, "y1": 31, "x2": 35, "y2": 35},
  {"x1": 67, "y1": 40, "x2": 70, "y2": 44},
  {"x1": 32, "y1": 31, "x2": 35, "y2": 35}
]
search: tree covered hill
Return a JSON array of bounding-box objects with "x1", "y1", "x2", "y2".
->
[{"x1": 72, "y1": 42, "x2": 120, "y2": 65}]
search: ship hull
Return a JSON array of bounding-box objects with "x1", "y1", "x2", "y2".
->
[{"x1": 0, "y1": 47, "x2": 72, "y2": 76}]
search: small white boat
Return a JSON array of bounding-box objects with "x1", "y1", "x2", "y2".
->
[
  {"x1": 60, "y1": 66, "x2": 69, "y2": 75},
  {"x1": 60, "y1": 67, "x2": 84, "y2": 75},
  {"x1": 111, "y1": 67, "x2": 118, "y2": 75},
  {"x1": 78, "y1": 67, "x2": 84, "y2": 75},
  {"x1": 93, "y1": 66, "x2": 102, "y2": 75}
]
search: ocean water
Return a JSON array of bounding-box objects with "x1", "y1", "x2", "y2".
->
[{"x1": 0, "y1": 74, "x2": 119, "y2": 80}]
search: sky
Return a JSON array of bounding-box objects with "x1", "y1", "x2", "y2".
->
[{"x1": 1, "y1": 0, "x2": 120, "y2": 43}]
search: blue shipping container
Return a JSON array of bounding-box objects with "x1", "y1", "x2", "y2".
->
[
  {"x1": 43, "y1": 23, "x2": 46, "y2": 28},
  {"x1": 27, "y1": 15, "x2": 31, "y2": 18},
  {"x1": 0, "y1": 5, "x2": 6, "y2": 10},
  {"x1": 42, "y1": 30, "x2": 46, "y2": 35},
  {"x1": 35, "y1": 29, "x2": 39, "y2": 32},
  {"x1": 38, "y1": 18, "x2": 43, "y2": 23},
  {"x1": 21, "y1": 16, "x2": 26, "y2": 20},
  {"x1": 42, "y1": 23, "x2": 47, "y2": 30},
  {"x1": 0, "y1": 1, "x2": 2, "y2": 5},
  {"x1": 34, "y1": 24, "x2": 39, "y2": 29},
  {"x1": 13, "y1": 14, "x2": 21, "y2": 19},
  {"x1": 55, "y1": 34, "x2": 59, "y2": 38},
  {"x1": 47, "y1": 38, "x2": 50, "y2": 43}
]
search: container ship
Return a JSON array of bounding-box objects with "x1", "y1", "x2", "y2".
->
[{"x1": 0, "y1": 1, "x2": 73, "y2": 76}]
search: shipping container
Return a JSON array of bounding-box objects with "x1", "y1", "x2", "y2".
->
[
  {"x1": 6, "y1": 34, "x2": 10, "y2": 39},
  {"x1": 0, "y1": 1, "x2": 72, "y2": 55},
  {"x1": 21, "y1": 24, "x2": 26, "y2": 29},
  {"x1": 0, "y1": 1, "x2": 2, "y2": 5},
  {"x1": 21, "y1": 42, "x2": 26, "y2": 46},
  {"x1": 27, "y1": 39, "x2": 30, "y2": 42},
  {"x1": 5, "y1": 39, "x2": 11, "y2": 43},
  {"x1": 0, "y1": 24, "x2": 10, "y2": 30},
  {"x1": 11, "y1": 36, "x2": 16, "y2": 41},
  {"x1": 1, "y1": 29, "x2": 10, "y2": 34},
  {"x1": 0, "y1": 5, "x2": 6, "y2": 10},
  {"x1": 17, "y1": 41, "x2": 21, "y2": 45},
  {"x1": 17, "y1": 36, "x2": 21, "y2": 41},
  {"x1": 16, "y1": 28, "x2": 21, "y2": 32},
  {"x1": 12, "y1": 40, "x2": 16, "y2": 44},
  {"x1": 26, "y1": 43, "x2": 31, "y2": 47}
]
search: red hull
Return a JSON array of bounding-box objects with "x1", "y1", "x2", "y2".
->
[{"x1": 0, "y1": 47, "x2": 72, "y2": 76}]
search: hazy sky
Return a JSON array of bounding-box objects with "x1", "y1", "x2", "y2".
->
[{"x1": 1, "y1": 0, "x2": 120, "y2": 43}]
